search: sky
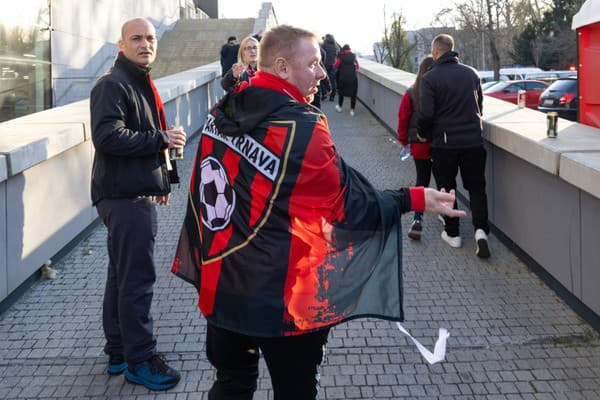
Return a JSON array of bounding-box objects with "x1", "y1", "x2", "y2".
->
[{"x1": 219, "y1": 0, "x2": 454, "y2": 56}]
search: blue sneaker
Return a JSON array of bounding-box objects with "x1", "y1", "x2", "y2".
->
[
  {"x1": 124, "y1": 354, "x2": 180, "y2": 391},
  {"x1": 107, "y1": 354, "x2": 127, "y2": 375}
]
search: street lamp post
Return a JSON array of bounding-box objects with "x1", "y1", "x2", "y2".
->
[{"x1": 481, "y1": 31, "x2": 486, "y2": 70}]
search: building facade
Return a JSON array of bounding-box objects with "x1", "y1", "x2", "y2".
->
[{"x1": 0, "y1": 0, "x2": 208, "y2": 123}]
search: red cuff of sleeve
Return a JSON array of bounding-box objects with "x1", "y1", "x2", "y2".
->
[{"x1": 409, "y1": 186, "x2": 425, "y2": 213}]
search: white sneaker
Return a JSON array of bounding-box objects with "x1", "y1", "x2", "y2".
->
[
  {"x1": 350, "y1": 109, "x2": 355, "y2": 116},
  {"x1": 335, "y1": 105, "x2": 342, "y2": 112},
  {"x1": 441, "y1": 231, "x2": 462, "y2": 248},
  {"x1": 475, "y1": 229, "x2": 490, "y2": 258}
]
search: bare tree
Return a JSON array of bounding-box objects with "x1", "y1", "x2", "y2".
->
[
  {"x1": 380, "y1": 8, "x2": 416, "y2": 70},
  {"x1": 434, "y1": 0, "x2": 551, "y2": 78},
  {"x1": 516, "y1": 0, "x2": 548, "y2": 65},
  {"x1": 373, "y1": 42, "x2": 386, "y2": 64},
  {"x1": 448, "y1": 0, "x2": 504, "y2": 78}
]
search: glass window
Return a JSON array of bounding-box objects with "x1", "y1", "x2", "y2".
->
[
  {"x1": 0, "y1": 0, "x2": 51, "y2": 123},
  {"x1": 549, "y1": 79, "x2": 577, "y2": 92},
  {"x1": 483, "y1": 82, "x2": 506, "y2": 93},
  {"x1": 504, "y1": 84, "x2": 521, "y2": 93},
  {"x1": 526, "y1": 82, "x2": 547, "y2": 91}
]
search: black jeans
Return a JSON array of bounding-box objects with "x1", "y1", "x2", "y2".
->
[
  {"x1": 413, "y1": 157, "x2": 433, "y2": 221},
  {"x1": 320, "y1": 72, "x2": 331, "y2": 98},
  {"x1": 431, "y1": 146, "x2": 489, "y2": 237},
  {"x1": 326, "y1": 66, "x2": 336, "y2": 99},
  {"x1": 206, "y1": 323, "x2": 330, "y2": 400},
  {"x1": 311, "y1": 89, "x2": 321, "y2": 109},
  {"x1": 96, "y1": 197, "x2": 158, "y2": 364},
  {"x1": 337, "y1": 93, "x2": 357, "y2": 110}
]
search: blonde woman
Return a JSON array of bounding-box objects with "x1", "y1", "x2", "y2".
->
[{"x1": 221, "y1": 35, "x2": 259, "y2": 91}]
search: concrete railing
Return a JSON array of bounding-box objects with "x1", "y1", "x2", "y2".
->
[
  {"x1": 357, "y1": 58, "x2": 600, "y2": 320},
  {"x1": 3, "y1": 56, "x2": 599, "y2": 323},
  {"x1": 0, "y1": 61, "x2": 222, "y2": 304}
]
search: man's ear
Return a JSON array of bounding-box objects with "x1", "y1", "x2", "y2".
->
[
  {"x1": 118, "y1": 39, "x2": 124, "y2": 51},
  {"x1": 273, "y1": 57, "x2": 289, "y2": 79}
]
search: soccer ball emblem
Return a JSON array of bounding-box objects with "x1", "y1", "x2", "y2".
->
[{"x1": 199, "y1": 157, "x2": 235, "y2": 231}]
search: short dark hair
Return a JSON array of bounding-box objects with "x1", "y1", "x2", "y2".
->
[
  {"x1": 227, "y1": 36, "x2": 237, "y2": 42},
  {"x1": 432, "y1": 34, "x2": 454, "y2": 54}
]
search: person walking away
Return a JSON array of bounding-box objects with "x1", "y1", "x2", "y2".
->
[
  {"x1": 334, "y1": 44, "x2": 359, "y2": 116},
  {"x1": 397, "y1": 55, "x2": 435, "y2": 240},
  {"x1": 90, "y1": 17, "x2": 186, "y2": 390},
  {"x1": 172, "y1": 25, "x2": 466, "y2": 399},
  {"x1": 318, "y1": 42, "x2": 331, "y2": 100},
  {"x1": 220, "y1": 36, "x2": 239, "y2": 77},
  {"x1": 418, "y1": 33, "x2": 491, "y2": 258},
  {"x1": 322, "y1": 33, "x2": 340, "y2": 101},
  {"x1": 311, "y1": 46, "x2": 330, "y2": 109},
  {"x1": 221, "y1": 35, "x2": 259, "y2": 92}
]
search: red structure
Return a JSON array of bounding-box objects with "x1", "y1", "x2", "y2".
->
[{"x1": 573, "y1": 0, "x2": 600, "y2": 128}]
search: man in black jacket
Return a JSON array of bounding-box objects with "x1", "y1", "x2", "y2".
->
[
  {"x1": 418, "y1": 33, "x2": 491, "y2": 258},
  {"x1": 322, "y1": 33, "x2": 340, "y2": 101},
  {"x1": 90, "y1": 17, "x2": 186, "y2": 390},
  {"x1": 220, "y1": 36, "x2": 239, "y2": 77}
]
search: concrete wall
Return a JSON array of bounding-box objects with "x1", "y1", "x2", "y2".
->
[
  {"x1": 51, "y1": 0, "x2": 183, "y2": 106},
  {"x1": 0, "y1": 62, "x2": 221, "y2": 303},
  {"x1": 253, "y1": 2, "x2": 278, "y2": 34},
  {"x1": 357, "y1": 57, "x2": 600, "y2": 318},
  {"x1": 195, "y1": 0, "x2": 219, "y2": 18},
  {"x1": 0, "y1": 155, "x2": 6, "y2": 301}
]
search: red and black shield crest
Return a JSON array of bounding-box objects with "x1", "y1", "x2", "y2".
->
[{"x1": 189, "y1": 114, "x2": 298, "y2": 264}]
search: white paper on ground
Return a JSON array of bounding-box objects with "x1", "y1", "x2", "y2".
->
[{"x1": 396, "y1": 322, "x2": 450, "y2": 364}]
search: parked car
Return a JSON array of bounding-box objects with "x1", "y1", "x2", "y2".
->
[
  {"x1": 478, "y1": 67, "x2": 544, "y2": 82},
  {"x1": 525, "y1": 70, "x2": 577, "y2": 83},
  {"x1": 481, "y1": 81, "x2": 498, "y2": 91},
  {"x1": 537, "y1": 77, "x2": 578, "y2": 121},
  {"x1": 483, "y1": 80, "x2": 550, "y2": 109}
]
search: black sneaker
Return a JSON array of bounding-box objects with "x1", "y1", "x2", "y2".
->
[
  {"x1": 407, "y1": 220, "x2": 422, "y2": 240},
  {"x1": 107, "y1": 354, "x2": 127, "y2": 375},
  {"x1": 124, "y1": 354, "x2": 181, "y2": 391}
]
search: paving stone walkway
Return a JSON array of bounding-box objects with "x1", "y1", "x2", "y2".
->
[{"x1": 1, "y1": 100, "x2": 599, "y2": 399}]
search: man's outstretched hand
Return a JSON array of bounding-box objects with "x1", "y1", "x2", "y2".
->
[{"x1": 423, "y1": 188, "x2": 466, "y2": 218}]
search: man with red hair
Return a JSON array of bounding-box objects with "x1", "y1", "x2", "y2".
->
[{"x1": 174, "y1": 24, "x2": 465, "y2": 399}]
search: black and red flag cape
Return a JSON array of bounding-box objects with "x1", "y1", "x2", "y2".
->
[{"x1": 172, "y1": 72, "x2": 417, "y2": 337}]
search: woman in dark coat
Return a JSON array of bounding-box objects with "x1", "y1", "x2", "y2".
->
[
  {"x1": 397, "y1": 55, "x2": 435, "y2": 240},
  {"x1": 333, "y1": 44, "x2": 360, "y2": 116}
]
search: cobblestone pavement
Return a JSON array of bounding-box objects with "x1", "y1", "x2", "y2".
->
[{"x1": 1, "y1": 100, "x2": 599, "y2": 400}]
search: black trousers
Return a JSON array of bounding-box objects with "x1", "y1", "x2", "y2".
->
[
  {"x1": 320, "y1": 72, "x2": 331, "y2": 99},
  {"x1": 431, "y1": 146, "x2": 489, "y2": 237},
  {"x1": 96, "y1": 197, "x2": 158, "y2": 364},
  {"x1": 326, "y1": 66, "x2": 336, "y2": 100},
  {"x1": 337, "y1": 92, "x2": 357, "y2": 110},
  {"x1": 413, "y1": 157, "x2": 433, "y2": 221},
  {"x1": 311, "y1": 89, "x2": 321, "y2": 109},
  {"x1": 206, "y1": 323, "x2": 330, "y2": 400}
]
